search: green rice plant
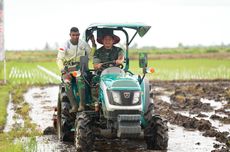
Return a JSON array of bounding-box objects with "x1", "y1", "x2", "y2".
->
[
  {"x1": 129, "y1": 59, "x2": 230, "y2": 80},
  {"x1": 6, "y1": 61, "x2": 60, "y2": 85},
  {"x1": 3, "y1": 58, "x2": 230, "y2": 84}
]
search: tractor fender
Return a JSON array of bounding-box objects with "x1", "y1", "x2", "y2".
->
[{"x1": 141, "y1": 78, "x2": 152, "y2": 114}]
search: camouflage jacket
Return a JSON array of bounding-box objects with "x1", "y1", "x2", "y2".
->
[{"x1": 93, "y1": 46, "x2": 124, "y2": 64}]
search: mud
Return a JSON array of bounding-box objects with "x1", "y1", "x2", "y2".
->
[
  {"x1": 151, "y1": 80, "x2": 230, "y2": 151},
  {"x1": 23, "y1": 86, "x2": 58, "y2": 131},
  {"x1": 5, "y1": 80, "x2": 230, "y2": 151}
]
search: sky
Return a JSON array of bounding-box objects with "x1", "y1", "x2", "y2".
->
[{"x1": 4, "y1": 0, "x2": 230, "y2": 50}]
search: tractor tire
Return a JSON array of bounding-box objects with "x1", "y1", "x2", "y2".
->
[
  {"x1": 57, "y1": 93, "x2": 63, "y2": 141},
  {"x1": 57, "y1": 92, "x2": 71, "y2": 141},
  {"x1": 75, "y1": 112, "x2": 94, "y2": 152},
  {"x1": 144, "y1": 104, "x2": 168, "y2": 150}
]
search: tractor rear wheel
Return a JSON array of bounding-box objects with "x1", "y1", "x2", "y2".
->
[
  {"x1": 57, "y1": 92, "x2": 72, "y2": 141},
  {"x1": 75, "y1": 112, "x2": 94, "y2": 152},
  {"x1": 57, "y1": 93, "x2": 63, "y2": 141}
]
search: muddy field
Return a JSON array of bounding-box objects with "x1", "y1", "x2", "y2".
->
[
  {"x1": 151, "y1": 80, "x2": 230, "y2": 152},
  {"x1": 4, "y1": 80, "x2": 230, "y2": 152}
]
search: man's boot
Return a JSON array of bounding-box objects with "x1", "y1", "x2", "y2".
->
[
  {"x1": 78, "y1": 88, "x2": 85, "y2": 111},
  {"x1": 66, "y1": 86, "x2": 78, "y2": 113}
]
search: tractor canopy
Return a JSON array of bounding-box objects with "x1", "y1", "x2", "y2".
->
[
  {"x1": 83, "y1": 23, "x2": 151, "y2": 45},
  {"x1": 83, "y1": 23, "x2": 151, "y2": 71}
]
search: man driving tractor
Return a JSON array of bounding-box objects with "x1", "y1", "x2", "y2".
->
[
  {"x1": 93, "y1": 29, "x2": 124, "y2": 70},
  {"x1": 91, "y1": 29, "x2": 125, "y2": 104}
]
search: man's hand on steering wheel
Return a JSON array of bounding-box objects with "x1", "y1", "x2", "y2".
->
[
  {"x1": 100, "y1": 61, "x2": 116, "y2": 69},
  {"x1": 115, "y1": 59, "x2": 124, "y2": 69},
  {"x1": 96, "y1": 60, "x2": 123, "y2": 71}
]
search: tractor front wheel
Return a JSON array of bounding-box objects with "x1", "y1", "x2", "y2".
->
[{"x1": 144, "y1": 117, "x2": 168, "y2": 150}]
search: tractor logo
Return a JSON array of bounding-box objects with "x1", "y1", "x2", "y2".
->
[{"x1": 123, "y1": 92, "x2": 130, "y2": 98}]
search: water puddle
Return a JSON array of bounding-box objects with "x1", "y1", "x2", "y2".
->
[
  {"x1": 160, "y1": 96, "x2": 171, "y2": 104},
  {"x1": 4, "y1": 94, "x2": 24, "y2": 132},
  {"x1": 24, "y1": 86, "x2": 58, "y2": 131},
  {"x1": 168, "y1": 124, "x2": 218, "y2": 152},
  {"x1": 200, "y1": 98, "x2": 227, "y2": 110}
]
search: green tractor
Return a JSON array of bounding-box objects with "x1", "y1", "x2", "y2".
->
[{"x1": 53, "y1": 23, "x2": 168, "y2": 151}]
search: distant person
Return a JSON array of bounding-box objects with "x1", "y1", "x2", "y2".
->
[
  {"x1": 93, "y1": 30, "x2": 124, "y2": 70},
  {"x1": 57, "y1": 27, "x2": 96, "y2": 112}
]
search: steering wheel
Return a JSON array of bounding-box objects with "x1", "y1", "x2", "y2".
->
[{"x1": 99, "y1": 61, "x2": 124, "y2": 71}]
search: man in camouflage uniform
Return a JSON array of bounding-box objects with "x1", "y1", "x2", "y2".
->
[
  {"x1": 92, "y1": 31, "x2": 124, "y2": 104},
  {"x1": 93, "y1": 32, "x2": 124, "y2": 70},
  {"x1": 57, "y1": 27, "x2": 96, "y2": 112}
]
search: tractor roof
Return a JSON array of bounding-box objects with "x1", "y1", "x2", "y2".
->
[{"x1": 86, "y1": 23, "x2": 151, "y2": 37}]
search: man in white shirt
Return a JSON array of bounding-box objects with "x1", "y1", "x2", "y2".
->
[{"x1": 57, "y1": 27, "x2": 96, "y2": 112}]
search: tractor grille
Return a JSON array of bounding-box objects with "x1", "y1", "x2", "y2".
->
[
  {"x1": 120, "y1": 91, "x2": 134, "y2": 105},
  {"x1": 117, "y1": 114, "x2": 141, "y2": 138}
]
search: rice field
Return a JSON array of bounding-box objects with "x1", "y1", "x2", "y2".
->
[
  {"x1": 1, "y1": 58, "x2": 229, "y2": 85},
  {"x1": 3, "y1": 61, "x2": 60, "y2": 85},
  {"x1": 129, "y1": 59, "x2": 230, "y2": 80}
]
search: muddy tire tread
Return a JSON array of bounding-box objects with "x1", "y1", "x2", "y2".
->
[
  {"x1": 144, "y1": 104, "x2": 168, "y2": 150},
  {"x1": 75, "y1": 112, "x2": 94, "y2": 152},
  {"x1": 57, "y1": 93, "x2": 62, "y2": 141}
]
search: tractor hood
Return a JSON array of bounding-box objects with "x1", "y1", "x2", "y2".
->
[{"x1": 100, "y1": 72, "x2": 141, "y2": 91}]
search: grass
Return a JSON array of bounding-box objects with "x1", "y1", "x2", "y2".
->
[
  {"x1": 0, "y1": 134, "x2": 23, "y2": 152},
  {"x1": 6, "y1": 50, "x2": 57, "y2": 62},
  {"x1": 0, "y1": 85, "x2": 11, "y2": 128},
  {"x1": 0, "y1": 85, "x2": 24, "y2": 152},
  {"x1": 0, "y1": 57, "x2": 58, "y2": 152},
  {"x1": 0, "y1": 84, "x2": 41, "y2": 152}
]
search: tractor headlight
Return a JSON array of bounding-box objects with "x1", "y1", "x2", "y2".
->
[
  {"x1": 133, "y1": 91, "x2": 141, "y2": 104},
  {"x1": 108, "y1": 90, "x2": 141, "y2": 106},
  {"x1": 111, "y1": 91, "x2": 121, "y2": 104}
]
